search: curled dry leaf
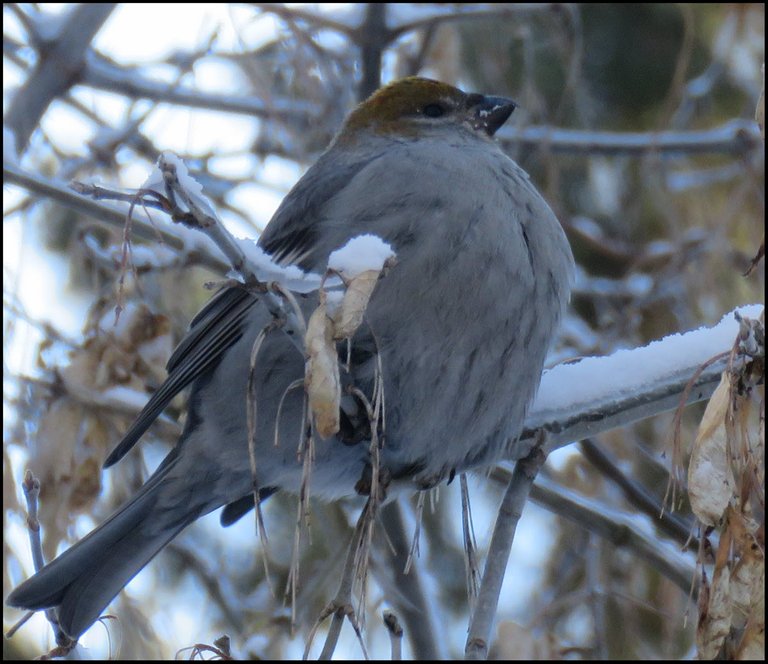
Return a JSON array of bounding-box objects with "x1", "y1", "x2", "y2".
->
[
  {"x1": 697, "y1": 552, "x2": 733, "y2": 659},
  {"x1": 729, "y1": 511, "x2": 765, "y2": 659},
  {"x1": 698, "y1": 527, "x2": 738, "y2": 659},
  {"x1": 734, "y1": 616, "x2": 765, "y2": 660},
  {"x1": 304, "y1": 300, "x2": 341, "y2": 438},
  {"x1": 331, "y1": 269, "x2": 381, "y2": 340},
  {"x1": 32, "y1": 400, "x2": 106, "y2": 560},
  {"x1": 730, "y1": 537, "x2": 764, "y2": 619},
  {"x1": 688, "y1": 371, "x2": 735, "y2": 525}
]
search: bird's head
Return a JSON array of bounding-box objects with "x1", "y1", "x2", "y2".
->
[{"x1": 338, "y1": 77, "x2": 516, "y2": 143}]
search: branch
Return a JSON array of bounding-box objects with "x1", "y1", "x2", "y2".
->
[
  {"x1": 387, "y1": 4, "x2": 554, "y2": 40},
  {"x1": 578, "y1": 438, "x2": 697, "y2": 549},
  {"x1": 375, "y1": 501, "x2": 442, "y2": 659},
  {"x1": 357, "y1": 3, "x2": 387, "y2": 101},
  {"x1": 4, "y1": 4, "x2": 116, "y2": 153},
  {"x1": 515, "y1": 304, "x2": 763, "y2": 459},
  {"x1": 5, "y1": 159, "x2": 760, "y2": 479},
  {"x1": 498, "y1": 119, "x2": 761, "y2": 157},
  {"x1": 525, "y1": 473, "x2": 698, "y2": 594},
  {"x1": 3, "y1": 162, "x2": 229, "y2": 274},
  {"x1": 465, "y1": 445, "x2": 547, "y2": 660},
  {"x1": 252, "y1": 3, "x2": 360, "y2": 36},
  {"x1": 82, "y1": 51, "x2": 319, "y2": 121}
]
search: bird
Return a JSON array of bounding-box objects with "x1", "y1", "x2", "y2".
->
[{"x1": 7, "y1": 77, "x2": 574, "y2": 641}]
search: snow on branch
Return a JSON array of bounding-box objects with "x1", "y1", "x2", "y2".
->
[{"x1": 519, "y1": 304, "x2": 764, "y2": 456}]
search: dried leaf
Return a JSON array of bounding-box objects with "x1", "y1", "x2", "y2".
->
[
  {"x1": 697, "y1": 532, "x2": 733, "y2": 659},
  {"x1": 304, "y1": 301, "x2": 340, "y2": 437},
  {"x1": 331, "y1": 269, "x2": 380, "y2": 339},
  {"x1": 735, "y1": 616, "x2": 765, "y2": 660},
  {"x1": 33, "y1": 400, "x2": 106, "y2": 560},
  {"x1": 731, "y1": 540, "x2": 764, "y2": 618},
  {"x1": 689, "y1": 372, "x2": 735, "y2": 525}
]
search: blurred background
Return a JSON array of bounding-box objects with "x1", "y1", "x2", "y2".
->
[{"x1": 3, "y1": 3, "x2": 764, "y2": 659}]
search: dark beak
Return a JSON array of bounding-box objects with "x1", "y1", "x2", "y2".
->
[{"x1": 468, "y1": 94, "x2": 516, "y2": 136}]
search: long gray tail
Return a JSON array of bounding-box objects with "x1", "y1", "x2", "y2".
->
[{"x1": 7, "y1": 455, "x2": 204, "y2": 639}]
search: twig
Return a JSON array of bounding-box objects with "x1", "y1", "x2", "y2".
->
[
  {"x1": 382, "y1": 610, "x2": 403, "y2": 660},
  {"x1": 82, "y1": 50, "x2": 319, "y2": 120},
  {"x1": 520, "y1": 473, "x2": 699, "y2": 594},
  {"x1": 460, "y1": 474, "x2": 481, "y2": 610},
  {"x1": 376, "y1": 501, "x2": 441, "y2": 659},
  {"x1": 579, "y1": 438, "x2": 698, "y2": 549},
  {"x1": 663, "y1": 350, "x2": 730, "y2": 513},
  {"x1": 498, "y1": 119, "x2": 761, "y2": 157},
  {"x1": 402, "y1": 492, "x2": 424, "y2": 575},
  {"x1": 246, "y1": 323, "x2": 282, "y2": 597},
  {"x1": 465, "y1": 441, "x2": 548, "y2": 659},
  {"x1": 303, "y1": 501, "x2": 371, "y2": 660},
  {"x1": 7, "y1": 472, "x2": 76, "y2": 649}
]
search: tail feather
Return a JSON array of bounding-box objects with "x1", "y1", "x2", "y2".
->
[{"x1": 7, "y1": 458, "x2": 202, "y2": 639}]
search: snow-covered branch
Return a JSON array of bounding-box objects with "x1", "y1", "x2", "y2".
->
[{"x1": 517, "y1": 304, "x2": 764, "y2": 457}]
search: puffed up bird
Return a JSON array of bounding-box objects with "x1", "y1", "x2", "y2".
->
[{"x1": 7, "y1": 77, "x2": 574, "y2": 640}]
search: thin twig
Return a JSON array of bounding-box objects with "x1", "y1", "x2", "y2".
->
[
  {"x1": 579, "y1": 438, "x2": 698, "y2": 549},
  {"x1": 382, "y1": 610, "x2": 403, "y2": 660},
  {"x1": 247, "y1": 323, "x2": 281, "y2": 597},
  {"x1": 465, "y1": 441, "x2": 548, "y2": 659},
  {"x1": 8, "y1": 472, "x2": 76, "y2": 649},
  {"x1": 460, "y1": 474, "x2": 481, "y2": 610}
]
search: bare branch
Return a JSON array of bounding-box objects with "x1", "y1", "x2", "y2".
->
[
  {"x1": 579, "y1": 438, "x2": 697, "y2": 548},
  {"x1": 358, "y1": 4, "x2": 388, "y2": 100},
  {"x1": 252, "y1": 3, "x2": 360, "y2": 36},
  {"x1": 524, "y1": 473, "x2": 699, "y2": 594},
  {"x1": 5, "y1": 4, "x2": 116, "y2": 153},
  {"x1": 388, "y1": 4, "x2": 554, "y2": 40},
  {"x1": 465, "y1": 444, "x2": 547, "y2": 660},
  {"x1": 81, "y1": 51, "x2": 320, "y2": 120},
  {"x1": 376, "y1": 501, "x2": 442, "y2": 659},
  {"x1": 499, "y1": 119, "x2": 762, "y2": 157},
  {"x1": 3, "y1": 162, "x2": 229, "y2": 273}
]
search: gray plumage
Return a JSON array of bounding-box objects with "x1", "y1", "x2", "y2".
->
[{"x1": 7, "y1": 78, "x2": 574, "y2": 640}]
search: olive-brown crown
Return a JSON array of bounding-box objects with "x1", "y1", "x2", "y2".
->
[{"x1": 339, "y1": 77, "x2": 515, "y2": 141}]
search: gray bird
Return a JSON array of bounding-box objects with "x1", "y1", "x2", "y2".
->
[{"x1": 7, "y1": 77, "x2": 574, "y2": 640}]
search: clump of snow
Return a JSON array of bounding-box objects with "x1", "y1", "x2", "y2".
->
[
  {"x1": 327, "y1": 235, "x2": 395, "y2": 278},
  {"x1": 234, "y1": 239, "x2": 323, "y2": 293},
  {"x1": 142, "y1": 151, "x2": 217, "y2": 219},
  {"x1": 142, "y1": 152, "x2": 199, "y2": 195},
  {"x1": 234, "y1": 234, "x2": 395, "y2": 295},
  {"x1": 236, "y1": 240, "x2": 303, "y2": 281}
]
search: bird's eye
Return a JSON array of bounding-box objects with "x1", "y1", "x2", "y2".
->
[{"x1": 422, "y1": 103, "x2": 445, "y2": 118}]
